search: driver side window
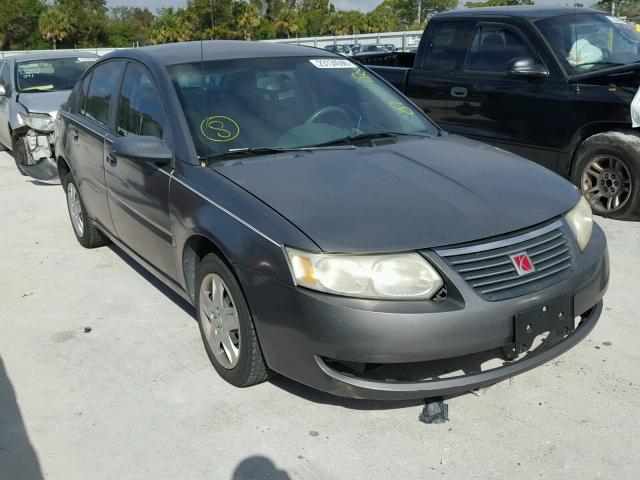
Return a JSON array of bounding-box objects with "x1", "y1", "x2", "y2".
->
[
  {"x1": 465, "y1": 25, "x2": 535, "y2": 73},
  {"x1": 116, "y1": 62, "x2": 166, "y2": 139}
]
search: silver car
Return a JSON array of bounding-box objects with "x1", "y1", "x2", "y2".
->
[{"x1": 0, "y1": 51, "x2": 97, "y2": 181}]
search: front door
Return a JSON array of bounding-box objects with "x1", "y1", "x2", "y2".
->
[
  {"x1": 443, "y1": 22, "x2": 569, "y2": 169},
  {"x1": 0, "y1": 62, "x2": 12, "y2": 147},
  {"x1": 105, "y1": 61, "x2": 175, "y2": 277}
]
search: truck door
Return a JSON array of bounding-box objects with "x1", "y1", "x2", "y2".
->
[
  {"x1": 444, "y1": 22, "x2": 568, "y2": 170},
  {"x1": 405, "y1": 20, "x2": 472, "y2": 126}
]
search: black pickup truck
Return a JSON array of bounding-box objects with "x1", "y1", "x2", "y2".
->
[{"x1": 356, "y1": 7, "x2": 640, "y2": 219}]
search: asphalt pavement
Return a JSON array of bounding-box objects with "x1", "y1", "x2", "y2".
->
[{"x1": 1, "y1": 151, "x2": 639, "y2": 480}]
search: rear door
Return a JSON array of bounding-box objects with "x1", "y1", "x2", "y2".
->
[
  {"x1": 405, "y1": 20, "x2": 472, "y2": 126},
  {"x1": 0, "y1": 62, "x2": 12, "y2": 147},
  {"x1": 444, "y1": 21, "x2": 569, "y2": 169},
  {"x1": 68, "y1": 60, "x2": 125, "y2": 235},
  {"x1": 105, "y1": 61, "x2": 175, "y2": 277}
]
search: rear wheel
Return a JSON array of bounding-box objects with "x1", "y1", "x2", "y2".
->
[
  {"x1": 195, "y1": 253, "x2": 270, "y2": 387},
  {"x1": 572, "y1": 131, "x2": 640, "y2": 219},
  {"x1": 62, "y1": 173, "x2": 109, "y2": 248}
]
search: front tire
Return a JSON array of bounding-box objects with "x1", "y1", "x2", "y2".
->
[
  {"x1": 195, "y1": 253, "x2": 270, "y2": 387},
  {"x1": 12, "y1": 135, "x2": 30, "y2": 176},
  {"x1": 572, "y1": 131, "x2": 640, "y2": 219},
  {"x1": 61, "y1": 173, "x2": 109, "y2": 248}
]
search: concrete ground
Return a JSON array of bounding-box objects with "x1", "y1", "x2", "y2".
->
[{"x1": 0, "y1": 150, "x2": 639, "y2": 480}]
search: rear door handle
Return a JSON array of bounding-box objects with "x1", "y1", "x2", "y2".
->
[
  {"x1": 72, "y1": 128, "x2": 79, "y2": 141},
  {"x1": 450, "y1": 87, "x2": 468, "y2": 98},
  {"x1": 106, "y1": 152, "x2": 117, "y2": 165}
]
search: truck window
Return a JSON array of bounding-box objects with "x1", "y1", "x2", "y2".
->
[
  {"x1": 465, "y1": 25, "x2": 533, "y2": 73},
  {"x1": 420, "y1": 22, "x2": 468, "y2": 72}
]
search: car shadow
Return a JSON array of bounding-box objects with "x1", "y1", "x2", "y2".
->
[
  {"x1": 269, "y1": 375, "x2": 423, "y2": 410},
  {"x1": 107, "y1": 244, "x2": 195, "y2": 319},
  {"x1": 0, "y1": 356, "x2": 44, "y2": 480},
  {"x1": 232, "y1": 455, "x2": 291, "y2": 480}
]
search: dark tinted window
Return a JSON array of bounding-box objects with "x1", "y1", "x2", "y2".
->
[
  {"x1": 75, "y1": 72, "x2": 92, "y2": 114},
  {"x1": 421, "y1": 22, "x2": 468, "y2": 72},
  {"x1": 116, "y1": 63, "x2": 165, "y2": 138},
  {"x1": 84, "y1": 61, "x2": 124, "y2": 127},
  {"x1": 465, "y1": 25, "x2": 533, "y2": 73}
]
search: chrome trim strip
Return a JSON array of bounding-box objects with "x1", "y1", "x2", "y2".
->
[
  {"x1": 435, "y1": 220, "x2": 564, "y2": 257},
  {"x1": 156, "y1": 169, "x2": 281, "y2": 248}
]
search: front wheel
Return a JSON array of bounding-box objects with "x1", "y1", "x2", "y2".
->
[
  {"x1": 572, "y1": 131, "x2": 640, "y2": 220},
  {"x1": 12, "y1": 135, "x2": 30, "y2": 176},
  {"x1": 195, "y1": 253, "x2": 270, "y2": 387}
]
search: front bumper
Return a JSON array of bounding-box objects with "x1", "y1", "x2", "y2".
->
[{"x1": 237, "y1": 224, "x2": 609, "y2": 400}]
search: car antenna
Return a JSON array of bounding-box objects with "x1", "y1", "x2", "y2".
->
[{"x1": 200, "y1": 39, "x2": 207, "y2": 168}]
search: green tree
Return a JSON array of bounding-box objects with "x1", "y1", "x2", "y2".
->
[
  {"x1": 38, "y1": 6, "x2": 73, "y2": 49},
  {"x1": 149, "y1": 8, "x2": 198, "y2": 44},
  {"x1": 593, "y1": 0, "x2": 640, "y2": 19},
  {"x1": 107, "y1": 7, "x2": 154, "y2": 47},
  {"x1": 0, "y1": 0, "x2": 45, "y2": 50},
  {"x1": 52, "y1": 0, "x2": 109, "y2": 48}
]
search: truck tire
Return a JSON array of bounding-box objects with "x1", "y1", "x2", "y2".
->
[
  {"x1": 61, "y1": 172, "x2": 110, "y2": 248},
  {"x1": 195, "y1": 253, "x2": 271, "y2": 387},
  {"x1": 572, "y1": 131, "x2": 640, "y2": 220}
]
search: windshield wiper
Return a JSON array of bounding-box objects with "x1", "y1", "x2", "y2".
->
[
  {"x1": 203, "y1": 145, "x2": 356, "y2": 163},
  {"x1": 312, "y1": 131, "x2": 429, "y2": 147}
]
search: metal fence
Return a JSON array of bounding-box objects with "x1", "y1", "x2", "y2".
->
[
  {"x1": 262, "y1": 30, "x2": 423, "y2": 52},
  {"x1": 0, "y1": 30, "x2": 423, "y2": 58}
]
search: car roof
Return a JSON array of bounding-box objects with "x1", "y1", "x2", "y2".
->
[
  {"x1": 3, "y1": 51, "x2": 99, "y2": 63},
  {"x1": 436, "y1": 6, "x2": 602, "y2": 20},
  {"x1": 103, "y1": 40, "x2": 335, "y2": 67}
]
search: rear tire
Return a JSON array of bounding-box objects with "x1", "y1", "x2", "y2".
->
[
  {"x1": 61, "y1": 172, "x2": 109, "y2": 248},
  {"x1": 572, "y1": 131, "x2": 640, "y2": 220},
  {"x1": 195, "y1": 253, "x2": 270, "y2": 387}
]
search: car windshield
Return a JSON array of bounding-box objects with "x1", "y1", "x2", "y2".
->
[
  {"x1": 16, "y1": 57, "x2": 97, "y2": 93},
  {"x1": 168, "y1": 56, "x2": 436, "y2": 158},
  {"x1": 536, "y1": 13, "x2": 640, "y2": 74}
]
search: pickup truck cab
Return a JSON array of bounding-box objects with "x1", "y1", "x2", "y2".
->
[{"x1": 356, "y1": 7, "x2": 640, "y2": 219}]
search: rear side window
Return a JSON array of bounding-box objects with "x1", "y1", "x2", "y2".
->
[
  {"x1": 75, "y1": 72, "x2": 92, "y2": 115},
  {"x1": 421, "y1": 21, "x2": 468, "y2": 72},
  {"x1": 116, "y1": 63, "x2": 166, "y2": 139},
  {"x1": 465, "y1": 25, "x2": 534, "y2": 73},
  {"x1": 0, "y1": 63, "x2": 10, "y2": 91},
  {"x1": 84, "y1": 61, "x2": 124, "y2": 127}
]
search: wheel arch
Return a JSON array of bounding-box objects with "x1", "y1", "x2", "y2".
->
[{"x1": 566, "y1": 122, "x2": 633, "y2": 176}]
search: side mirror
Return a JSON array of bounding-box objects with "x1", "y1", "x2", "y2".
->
[
  {"x1": 508, "y1": 57, "x2": 549, "y2": 78},
  {"x1": 0, "y1": 84, "x2": 7, "y2": 97},
  {"x1": 112, "y1": 136, "x2": 173, "y2": 165}
]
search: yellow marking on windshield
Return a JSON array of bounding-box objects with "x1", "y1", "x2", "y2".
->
[
  {"x1": 390, "y1": 102, "x2": 414, "y2": 116},
  {"x1": 351, "y1": 68, "x2": 373, "y2": 86},
  {"x1": 200, "y1": 116, "x2": 240, "y2": 142}
]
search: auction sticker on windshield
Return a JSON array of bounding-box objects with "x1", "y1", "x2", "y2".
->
[{"x1": 309, "y1": 59, "x2": 356, "y2": 69}]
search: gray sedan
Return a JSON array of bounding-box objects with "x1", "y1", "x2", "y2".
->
[{"x1": 0, "y1": 51, "x2": 97, "y2": 181}]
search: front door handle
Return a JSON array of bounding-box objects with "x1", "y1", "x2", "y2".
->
[
  {"x1": 72, "y1": 128, "x2": 79, "y2": 141},
  {"x1": 450, "y1": 87, "x2": 468, "y2": 98},
  {"x1": 106, "y1": 152, "x2": 117, "y2": 165}
]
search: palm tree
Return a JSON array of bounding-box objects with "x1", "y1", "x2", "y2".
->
[
  {"x1": 238, "y1": 6, "x2": 261, "y2": 41},
  {"x1": 38, "y1": 7, "x2": 72, "y2": 50}
]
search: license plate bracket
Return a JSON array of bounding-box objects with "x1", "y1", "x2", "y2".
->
[{"x1": 513, "y1": 297, "x2": 574, "y2": 353}]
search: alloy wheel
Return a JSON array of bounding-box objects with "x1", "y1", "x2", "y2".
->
[
  {"x1": 67, "y1": 183, "x2": 85, "y2": 237},
  {"x1": 199, "y1": 273, "x2": 241, "y2": 369},
  {"x1": 581, "y1": 154, "x2": 632, "y2": 214}
]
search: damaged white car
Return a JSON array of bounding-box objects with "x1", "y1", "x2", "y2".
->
[{"x1": 0, "y1": 52, "x2": 97, "y2": 181}]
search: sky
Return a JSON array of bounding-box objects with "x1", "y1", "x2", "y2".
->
[{"x1": 106, "y1": 0, "x2": 598, "y2": 13}]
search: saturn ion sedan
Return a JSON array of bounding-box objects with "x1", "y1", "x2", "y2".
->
[{"x1": 54, "y1": 41, "x2": 609, "y2": 400}]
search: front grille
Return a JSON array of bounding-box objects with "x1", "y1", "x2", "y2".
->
[{"x1": 435, "y1": 220, "x2": 575, "y2": 301}]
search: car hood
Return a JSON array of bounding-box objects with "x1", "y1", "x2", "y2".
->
[
  {"x1": 17, "y1": 90, "x2": 70, "y2": 117},
  {"x1": 214, "y1": 135, "x2": 580, "y2": 253}
]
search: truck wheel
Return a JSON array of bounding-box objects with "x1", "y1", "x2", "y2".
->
[
  {"x1": 61, "y1": 173, "x2": 109, "y2": 248},
  {"x1": 12, "y1": 135, "x2": 30, "y2": 176},
  {"x1": 195, "y1": 253, "x2": 270, "y2": 387},
  {"x1": 572, "y1": 131, "x2": 640, "y2": 219}
]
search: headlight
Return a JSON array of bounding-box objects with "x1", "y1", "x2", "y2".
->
[
  {"x1": 286, "y1": 248, "x2": 444, "y2": 300},
  {"x1": 564, "y1": 196, "x2": 593, "y2": 251},
  {"x1": 17, "y1": 112, "x2": 54, "y2": 132}
]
